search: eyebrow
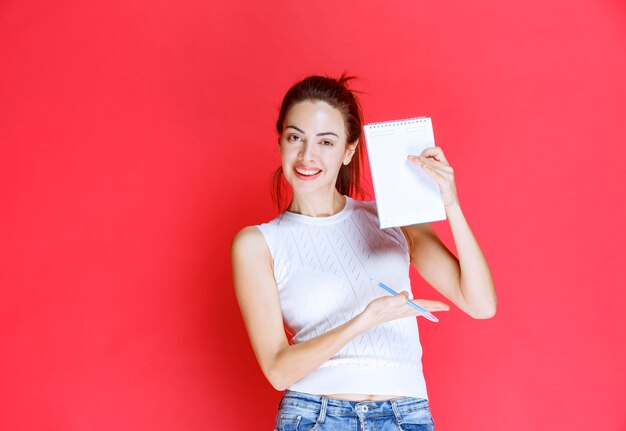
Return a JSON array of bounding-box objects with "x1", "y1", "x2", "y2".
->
[{"x1": 286, "y1": 125, "x2": 339, "y2": 138}]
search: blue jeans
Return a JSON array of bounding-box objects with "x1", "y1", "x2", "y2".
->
[{"x1": 275, "y1": 390, "x2": 435, "y2": 431}]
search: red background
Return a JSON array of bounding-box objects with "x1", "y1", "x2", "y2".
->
[{"x1": 1, "y1": 1, "x2": 625, "y2": 429}]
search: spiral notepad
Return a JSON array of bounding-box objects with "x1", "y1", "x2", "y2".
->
[{"x1": 363, "y1": 117, "x2": 446, "y2": 228}]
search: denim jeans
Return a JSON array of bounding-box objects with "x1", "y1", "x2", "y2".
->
[{"x1": 274, "y1": 390, "x2": 435, "y2": 431}]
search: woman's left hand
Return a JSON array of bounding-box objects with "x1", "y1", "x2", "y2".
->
[{"x1": 407, "y1": 147, "x2": 459, "y2": 209}]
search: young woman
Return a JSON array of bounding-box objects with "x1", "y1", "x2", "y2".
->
[{"x1": 231, "y1": 75, "x2": 497, "y2": 431}]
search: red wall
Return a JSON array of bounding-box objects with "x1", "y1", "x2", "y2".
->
[{"x1": 1, "y1": 1, "x2": 625, "y2": 429}]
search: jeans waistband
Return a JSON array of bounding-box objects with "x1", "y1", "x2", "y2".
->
[{"x1": 278, "y1": 389, "x2": 430, "y2": 422}]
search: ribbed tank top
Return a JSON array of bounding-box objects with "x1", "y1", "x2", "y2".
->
[{"x1": 255, "y1": 195, "x2": 428, "y2": 398}]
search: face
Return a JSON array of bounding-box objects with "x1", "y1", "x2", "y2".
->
[{"x1": 279, "y1": 100, "x2": 357, "y2": 194}]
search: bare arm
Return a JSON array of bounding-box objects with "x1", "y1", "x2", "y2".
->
[
  {"x1": 401, "y1": 213, "x2": 496, "y2": 319},
  {"x1": 231, "y1": 226, "x2": 448, "y2": 390},
  {"x1": 404, "y1": 147, "x2": 497, "y2": 319}
]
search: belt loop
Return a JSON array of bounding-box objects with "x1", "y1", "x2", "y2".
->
[
  {"x1": 317, "y1": 396, "x2": 329, "y2": 424},
  {"x1": 391, "y1": 399, "x2": 403, "y2": 426}
]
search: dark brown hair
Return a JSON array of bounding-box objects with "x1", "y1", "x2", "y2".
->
[{"x1": 271, "y1": 74, "x2": 366, "y2": 212}]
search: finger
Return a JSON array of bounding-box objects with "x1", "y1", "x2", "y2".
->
[
  {"x1": 408, "y1": 154, "x2": 453, "y2": 174},
  {"x1": 408, "y1": 154, "x2": 435, "y2": 164},
  {"x1": 416, "y1": 161, "x2": 453, "y2": 184},
  {"x1": 420, "y1": 146, "x2": 448, "y2": 164},
  {"x1": 412, "y1": 299, "x2": 451, "y2": 311},
  {"x1": 407, "y1": 154, "x2": 421, "y2": 164},
  {"x1": 419, "y1": 157, "x2": 453, "y2": 172},
  {"x1": 399, "y1": 305, "x2": 445, "y2": 320},
  {"x1": 412, "y1": 162, "x2": 441, "y2": 184},
  {"x1": 391, "y1": 291, "x2": 410, "y2": 303}
]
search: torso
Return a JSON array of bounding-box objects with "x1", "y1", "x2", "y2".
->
[{"x1": 257, "y1": 197, "x2": 428, "y2": 400}]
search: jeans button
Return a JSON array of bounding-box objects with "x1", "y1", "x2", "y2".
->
[{"x1": 362, "y1": 405, "x2": 369, "y2": 412}]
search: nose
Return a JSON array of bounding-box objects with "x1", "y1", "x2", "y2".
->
[{"x1": 298, "y1": 140, "x2": 316, "y2": 162}]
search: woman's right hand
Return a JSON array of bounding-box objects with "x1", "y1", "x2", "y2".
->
[{"x1": 359, "y1": 292, "x2": 450, "y2": 329}]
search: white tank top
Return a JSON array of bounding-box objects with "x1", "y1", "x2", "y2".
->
[{"x1": 255, "y1": 195, "x2": 428, "y2": 398}]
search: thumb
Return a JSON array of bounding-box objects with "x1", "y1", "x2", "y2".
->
[{"x1": 397, "y1": 291, "x2": 410, "y2": 301}]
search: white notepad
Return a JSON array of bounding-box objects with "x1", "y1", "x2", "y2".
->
[{"x1": 363, "y1": 117, "x2": 447, "y2": 229}]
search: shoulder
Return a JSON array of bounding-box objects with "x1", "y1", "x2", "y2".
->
[
  {"x1": 231, "y1": 225, "x2": 270, "y2": 260},
  {"x1": 352, "y1": 197, "x2": 377, "y2": 208},
  {"x1": 231, "y1": 210, "x2": 285, "y2": 250},
  {"x1": 232, "y1": 224, "x2": 263, "y2": 241},
  {"x1": 351, "y1": 197, "x2": 378, "y2": 218}
]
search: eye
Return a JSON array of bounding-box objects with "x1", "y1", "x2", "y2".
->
[
  {"x1": 320, "y1": 140, "x2": 334, "y2": 146},
  {"x1": 287, "y1": 134, "x2": 302, "y2": 143}
]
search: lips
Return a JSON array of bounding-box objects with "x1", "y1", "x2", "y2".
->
[
  {"x1": 295, "y1": 167, "x2": 321, "y2": 175},
  {"x1": 294, "y1": 166, "x2": 322, "y2": 180}
]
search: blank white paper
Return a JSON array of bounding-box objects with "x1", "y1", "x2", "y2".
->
[{"x1": 363, "y1": 117, "x2": 446, "y2": 229}]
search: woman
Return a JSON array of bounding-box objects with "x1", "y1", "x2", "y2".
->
[{"x1": 231, "y1": 74, "x2": 497, "y2": 430}]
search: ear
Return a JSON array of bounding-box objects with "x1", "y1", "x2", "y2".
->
[{"x1": 343, "y1": 139, "x2": 358, "y2": 165}]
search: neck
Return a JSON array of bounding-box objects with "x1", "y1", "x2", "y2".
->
[{"x1": 287, "y1": 190, "x2": 346, "y2": 217}]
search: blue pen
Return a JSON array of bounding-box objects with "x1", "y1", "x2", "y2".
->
[{"x1": 371, "y1": 278, "x2": 440, "y2": 322}]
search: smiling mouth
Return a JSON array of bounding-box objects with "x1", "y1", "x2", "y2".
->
[{"x1": 295, "y1": 167, "x2": 322, "y2": 176}]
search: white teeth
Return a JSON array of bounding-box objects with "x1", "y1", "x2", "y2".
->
[{"x1": 295, "y1": 168, "x2": 321, "y2": 176}]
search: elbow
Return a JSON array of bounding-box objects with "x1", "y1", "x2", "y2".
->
[
  {"x1": 469, "y1": 300, "x2": 498, "y2": 319},
  {"x1": 269, "y1": 380, "x2": 289, "y2": 392},
  {"x1": 260, "y1": 347, "x2": 297, "y2": 391},
  {"x1": 466, "y1": 284, "x2": 497, "y2": 319},
  {"x1": 262, "y1": 358, "x2": 292, "y2": 391},
  {"x1": 265, "y1": 367, "x2": 290, "y2": 391},
  {"x1": 470, "y1": 306, "x2": 497, "y2": 319}
]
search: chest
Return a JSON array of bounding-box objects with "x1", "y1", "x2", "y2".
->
[{"x1": 272, "y1": 221, "x2": 409, "y2": 330}]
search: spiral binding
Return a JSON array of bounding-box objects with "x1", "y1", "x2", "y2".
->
[{"x1": 364, "y1": 116, "x2": 429, "y2": 129}]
